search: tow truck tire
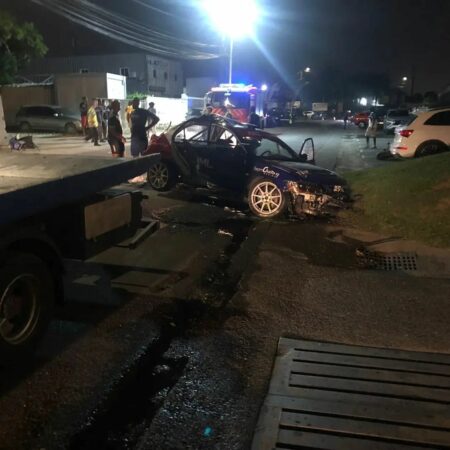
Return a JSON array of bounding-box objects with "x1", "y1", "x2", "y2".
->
[
  {"x1": 147, "y1": 161, "x2": 178, "y2": 191},
  {"x1": 0, "y1": 252, "x2": 55, "y2": 364},
  {"x1": 248, "y1": 178, "x2": 286, "y2": 219}
]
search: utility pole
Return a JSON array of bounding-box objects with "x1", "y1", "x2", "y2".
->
[{"x1": 410, "y1": 65, "x2": 416, "y2": 97}]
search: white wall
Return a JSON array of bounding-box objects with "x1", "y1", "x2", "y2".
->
[{"x1": 144, "y1": 95, "x2": 188, "y2": 132}]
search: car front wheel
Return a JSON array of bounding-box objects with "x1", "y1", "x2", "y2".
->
[
  {"x1": 64, "y1": 123, "x2": 78, "y2": 135},
  {"x1": 19, "y1": 122, "x2": 32, "y2": 133},
  {"x1": 248, "y1": 178, "x2": 286, "y2": 219},
  {"x1": 147, "y1": 162, "x2": 178, "y2": 191}
]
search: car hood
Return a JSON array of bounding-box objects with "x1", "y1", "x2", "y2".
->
[{"x1": 264, "y1": 160, "x2": 346, "y2": 186}]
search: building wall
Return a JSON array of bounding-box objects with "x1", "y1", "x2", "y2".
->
[
  {"x1": 0, "y1": 85, "x2": 55, "y2": 127},
  {"x1": 146, "y1": 56, "x2": 183, "y2": 98},
  {"x1": 24, "y1": 53, "x2": 183, "y2": 98}
]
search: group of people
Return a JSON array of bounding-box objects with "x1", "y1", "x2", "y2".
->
[{"x1": 79, "y1": 97, "x2": 159, "y2": 158}]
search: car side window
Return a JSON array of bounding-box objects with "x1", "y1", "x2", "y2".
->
[
  {"x1": 26, "y1": 107, "x2": 40, "y2": 116},
  {"x1": 209, "y1": 125, "x2": 238, "y2": 149},
  {"x1": 424, "y1": 111, "x2": 450, "y2": 126},
  {"x1": 174, "y1": 124, "x2": 209, "y2": 143}
]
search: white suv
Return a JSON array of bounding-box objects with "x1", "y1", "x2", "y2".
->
[{"x1": 391, "y1": 108, "x2": 450, "y2": 158}]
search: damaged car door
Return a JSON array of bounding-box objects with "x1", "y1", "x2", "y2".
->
[{"x1": 202, "y1": 124, "x2": 247, "y2": 191}]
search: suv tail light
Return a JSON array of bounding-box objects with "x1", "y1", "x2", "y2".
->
[{"x1": 399, "y1": 129, "x2": 414, "y2": 138}]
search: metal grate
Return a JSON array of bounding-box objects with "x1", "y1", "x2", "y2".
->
[
  {"x1": 373, "y1": 253, "x2": 417, "y2": 271},
  {"x1": 356, "y1": 249, "x2": 418, "y2": 271},
  {"x1": 252, "y1": 338, "x2": 450, "y2": 450}
]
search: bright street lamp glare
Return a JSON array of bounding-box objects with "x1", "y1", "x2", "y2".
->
[
  {"x1": 305, "y1": 67, "x2": 311, "y2": 73},
  {"x1": 261, "y1": 84, "x2": 268, "y2": 91},
  {"x1": 402, "y1": 76, "x2": 408, "y2": 81},
  {"x1": 201, "y1": 0, "x2": 259, "y2": 38}
]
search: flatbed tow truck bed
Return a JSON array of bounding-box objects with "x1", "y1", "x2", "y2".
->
[
  {"x1": 0, "y1": 153, "x2": 159, "y2": 225},
  {"x1": 0, "y1": 152, "x2": 159, "y2": 363}
]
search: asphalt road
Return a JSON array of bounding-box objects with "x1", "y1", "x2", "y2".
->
[{"x1": 1, "y1": 121, "x2": 448, "y2": 450}]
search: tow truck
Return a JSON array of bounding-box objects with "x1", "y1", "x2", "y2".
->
[
  {"x1": 0, "y1": 150, "x2": 159, "y2": 363},
  {"x1": 205, "y1": 83, "x2": 266, "y2": 123}
]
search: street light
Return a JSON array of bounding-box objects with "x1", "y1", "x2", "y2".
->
[
  {"x1": 402, "y1": 76, "x2": 408, "y2": 82},
  {"x1": 304, "y1": 67, "x2": 311, "y2": 73},
  {"x1": 201, "y1": 0, "x2": 260, "y2": 84}
]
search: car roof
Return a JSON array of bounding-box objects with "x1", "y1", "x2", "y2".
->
[{"x1": 428, "y1": 106, "x2": 450, "y2": 112}]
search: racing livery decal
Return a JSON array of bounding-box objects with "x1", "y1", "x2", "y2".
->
[{"x1": 254, "y1": 166, "x2": 280, "y2": 178}]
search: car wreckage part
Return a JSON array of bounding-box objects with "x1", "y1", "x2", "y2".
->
[
  {"x1": 286, "y1": 181, "x2": 344, "y2": 216},
  {"x1": 249, "y1": 179, "x2": 286, "y2": 218}
]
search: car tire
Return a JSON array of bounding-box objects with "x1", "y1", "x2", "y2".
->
[
  {"x1": 64, "y1": 123, "x2": 78, "y2": 135},
  {"x1": 415, "y1": 140, "x2": 448, "y2": 158},
  {"x1": 147, "y1": 161, "x2": 178, "y2": 191},
  {"x1": 19, "y1": 122, "x2": 32, "y2": 133},
  {"x1": 0, "y1": 252, "x2": 55, "y2": 365},
  {"x1": 248, "y1": 178, "x2": 286, "y2": 219}
]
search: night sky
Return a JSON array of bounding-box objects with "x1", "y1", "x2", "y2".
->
[{"x1": 2, "y1": 0, "x2": 450, "y2": 92}]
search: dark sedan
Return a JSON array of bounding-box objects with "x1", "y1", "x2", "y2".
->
[{"x1": 145, "y1": 115, "x2": 347, "y2": 219}]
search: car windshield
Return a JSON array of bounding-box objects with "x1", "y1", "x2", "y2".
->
[
  {"x1": 210, "y1": 92, "x2": 250, "y2": 109},
  {"x1": 389, "y1": 110, "x2": 410, "y2": 117},
  {"x1": 245, "y1": 136, "x2": 298, "y2": 161},
  {"x1": 406, "y1": 114, "x2": 417, "y2": 125}
]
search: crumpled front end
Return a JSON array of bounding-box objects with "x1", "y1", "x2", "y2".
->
[{"x1": 285, "y1": 180, "x2": 347, "y2": 217}]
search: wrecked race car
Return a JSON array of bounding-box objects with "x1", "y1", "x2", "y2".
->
[{"x1": 145, "y1": 114, "x2": 348, "y2": 219}]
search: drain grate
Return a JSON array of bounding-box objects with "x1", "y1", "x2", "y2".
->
[
  {"x1": 357, "y1": 249, "x2": 418, "y2": 271},
  {"x1": 373, "y1": 253, "x2": 417, "y2": 271},
  {"x1": 252, "y1": 338, "x2": 450, "y2": 450}
]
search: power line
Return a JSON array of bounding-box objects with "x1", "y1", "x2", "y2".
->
[{"x1": 31, "y1": 0, "x2": 220, "y2": 59}]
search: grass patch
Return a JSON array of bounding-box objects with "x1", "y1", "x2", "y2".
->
[{"x1": 343, "y1": 152, "x2": 450, "y2": 247}]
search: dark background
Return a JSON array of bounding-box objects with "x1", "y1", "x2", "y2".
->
[{"x1": 1, "y1": 0, "x2": 449, "y2": 92}]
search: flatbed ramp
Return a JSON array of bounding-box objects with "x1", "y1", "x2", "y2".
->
[{"x1": 252, "y1": 338, "x2": 450, "y2": 450}]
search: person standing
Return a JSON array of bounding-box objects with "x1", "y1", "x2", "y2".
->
[
  {"x1": 79, "y1": 97, "x2": 88, "y2": 136},
  {"x1": 148, "y1": 101, "x2": 156, "y2": 115},
  {"x1": 130, "y1": 97, "x2": 159, "y2": 158},
  {"x1": 107, "y1": 100, "x2": 126, "y2": 157},
  {"x1": 126, "y1": 100, "x2": 134, "y2": 130},
  {"x1": 343, "y1": 111, "x2": 349, "y2": 129},
  {"x1": 95, "y1": 99, "x2": 106, "y2": 142},
  {"x1": 247, "y1": 106, "x2": 261, "y2": 128},
  {"x1": 365, "y1": 112, "x2": 378, "y2": 148},
  {"x1": 148, "y1": 102, "x2": 157, "y2": 134},
  {"x1": 86, "y1": 98, "x2": 99, "y2": 146}
]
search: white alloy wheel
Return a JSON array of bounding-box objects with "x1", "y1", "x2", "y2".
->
[
  {"x1": 249, "y1": 180, "x2": 285, "y2": 218},
  {"x1": 148, "y1": 163, "x2": 170, "y2": 190}
]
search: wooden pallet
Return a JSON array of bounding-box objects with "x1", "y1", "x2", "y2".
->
[{"x1": 252, "y1": 338, "x2": 450, "y2": 450}]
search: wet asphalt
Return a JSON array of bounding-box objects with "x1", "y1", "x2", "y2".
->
[{"x1": 0, "y1": 122, "x2": 448, "y2": 450}]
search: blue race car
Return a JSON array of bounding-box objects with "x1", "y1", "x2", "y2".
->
[{"x1": 146, "y1": 115, "x2": 347, "y2": 219}]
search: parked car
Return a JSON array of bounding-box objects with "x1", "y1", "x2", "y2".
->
[
  {"x1": 266, "y1": 107, "x2": 296, "y2": 127},
  {"x1": 351, "y1": 111, "x2": 370, "y2": 128},
  {"x1": 390, "y1": 107, "x2": 450, "y2": 158},
  {"x1": 145, "y1": 115, "x2": 347, "y2": 219},
  {"x1": 383, "y1": 109, "x2": 412, "y2": 134},
  {"x1": 15, "y1": 105, "x2": 82, "y2": 134}
]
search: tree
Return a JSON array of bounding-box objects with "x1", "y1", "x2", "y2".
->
[{"x1": 0, "y1": 12, "x2": 47, "y2": 85}]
